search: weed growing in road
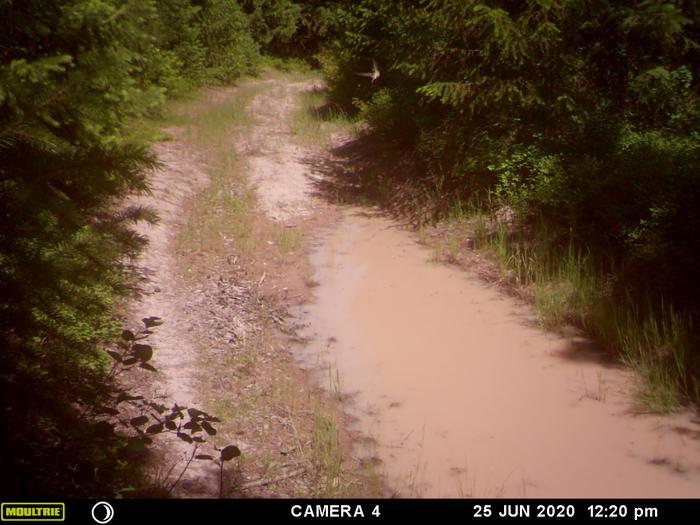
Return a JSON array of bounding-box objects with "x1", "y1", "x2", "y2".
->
[
  {"x1": 277, "y1": 226, "x2": 303, "y2": 254},
  {"x1": 581, "y1": 370, "x2": 608, "y2": 403},
  {"x1": 430, "y1": 240, "x2": 442, "y2": 263},
  {"x1": 291, "y1": 86, "x2": 356, "y2": 147},
  {"x1": 313, "y1": 407, "x2": 343, "y2": 494},
  {"x1": 445, "y1": 233, "x2": 460, "y2": 263},
  {"x1": 328, "y1": 364, "x2": 343, "y2": 402}
]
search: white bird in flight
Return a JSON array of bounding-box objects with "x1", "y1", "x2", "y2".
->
[{"x1": 356, "y1": 60, "x2": 380, "y2": 83}]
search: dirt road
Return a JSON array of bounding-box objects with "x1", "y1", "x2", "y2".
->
[
  {"x1": 128, "y1": 77, "x2": 361, "y2": 497},
  {"x1": 296, "y1": 212, "x2": 700, "y2": 497},
  {"x1": 132, "y1": 73, "x2": 700, "y2": 498}
]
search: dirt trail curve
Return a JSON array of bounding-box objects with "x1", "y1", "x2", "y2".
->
[{"x1": 129, "y1": 74, "x2": 700, "y2": 499}]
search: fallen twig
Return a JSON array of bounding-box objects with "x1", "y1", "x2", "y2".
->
[{"x1": 240, "y1": 467, "x2": 305, "y2": 490}]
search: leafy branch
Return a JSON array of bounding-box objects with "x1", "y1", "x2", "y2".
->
[{"x1": 95, "y1": 316, "x2": 241, "y2": 496}]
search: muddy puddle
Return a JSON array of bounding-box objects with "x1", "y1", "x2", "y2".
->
[{"x1": 293, "y1": 208, "x2": 700, "y2": 497}]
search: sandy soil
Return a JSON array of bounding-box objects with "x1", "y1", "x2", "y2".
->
[
  {"x1": 242, "y1": 78, "x2": 326, "y2": 222},
  {"x1": 127, "y1": 123, "x2": 221, "y2": 496},
  {"x1": 130, "y1": 130, "x2": 209, "y2": 407}
]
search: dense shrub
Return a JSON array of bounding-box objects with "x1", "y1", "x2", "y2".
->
[
  {"x1": 323, "y1": 0, "x2": 700, "y2": 310},
  {"x1": 0, "y1": 0, "x2": 302, "y2": 496},
  {"x1": 317, "y1": 1, "x2": 700, "y2": 406},
  {"x1": 202, "y1": 0, "x2": 261, "y2": 81}
]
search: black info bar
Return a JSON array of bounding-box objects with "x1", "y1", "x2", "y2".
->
[{"x1": 1, "y1": 499, "x2": 697, "y2": 524}]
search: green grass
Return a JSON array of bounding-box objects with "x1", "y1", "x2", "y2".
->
[
  {"x1": 608, "y1": 301, "x2": 697, "y2": 412},
  {"x1": 257, "y1": 56, "x2": 316, "y2": 77},
  {"x1": 165, "y1": 88, "x2": 254, "y2": 132},
  {"x1": 312, "y1": 407, "x2": 343, "y2": 494},
  {"x1": 162, "y1": 82, "x2": 263, "y2": 264},
  {"x1": 465, "y1": 202, "x2": 697, "y2": 412},
  {"x1": 290, "y1": 87, "x2": 356, "y2": 147},
  {"x1": 276, "y1": 226, "x2": 303, "y2": 255}
]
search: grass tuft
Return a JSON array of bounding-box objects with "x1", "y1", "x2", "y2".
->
[
  {"x1": 276, "y1": 226, "x2": 303, "y2": 255},
  {"x1": 291, "y1": 87, "x2": 356, "y2": 147},
  {"x1": 312, "y1": 407, "x2": 343, "y2": 494},
  {"x1": 465, "y1": 202, "x2": 698, "y2": 411}
]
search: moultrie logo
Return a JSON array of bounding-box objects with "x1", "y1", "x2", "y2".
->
[{"x1": 1, "y1": 503, "x2": 65, "y2": 522}]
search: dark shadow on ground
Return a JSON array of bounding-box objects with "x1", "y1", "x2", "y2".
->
[
  {"x1": 302, "y1": 136, "x2": 634, "y2": 380},
  {"x1": 554, "y1": 335, "x2": 623, "y2": 369},
  {"x1": 301, "y1": 135, "x2": 427, "y2": 224}
]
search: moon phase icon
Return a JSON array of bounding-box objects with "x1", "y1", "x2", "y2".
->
[{"x1": 91, "y1": 501, "x2": 114, "y2": 524}]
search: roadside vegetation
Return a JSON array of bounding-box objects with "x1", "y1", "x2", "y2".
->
[
  {"x1": 291, "y1": 87, "x2": 356, "y2": 146},
  {"x1": 314, "y1": 0, "x2": 700, "y2": 412}
]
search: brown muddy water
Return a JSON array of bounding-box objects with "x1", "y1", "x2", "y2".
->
[{"x1": 293, "y1": 209, "x2": 700, "y2": 497}]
